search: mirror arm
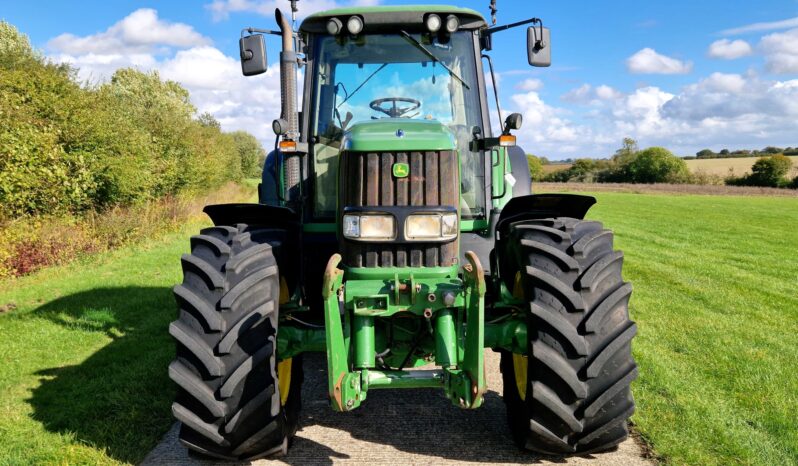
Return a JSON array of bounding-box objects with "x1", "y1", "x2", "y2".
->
[
  {"x1": 241, "y1": 27, "x2": 282, "y2": 38},
  {"x1": 481, "y1": 54, "x2": 504, "y2": 134},
  {"x1": 484, "y1": 17, "x2": 541, "y2": 36}
]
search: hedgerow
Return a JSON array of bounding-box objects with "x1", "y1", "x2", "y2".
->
[{"x1": 0, "y1": 20, "x2": 263, "y2": 220}]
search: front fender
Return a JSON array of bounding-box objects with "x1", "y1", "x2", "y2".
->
[
  {"x1": 203, "y1": 203, "x2": 299, "y2": 231},
  {"x1": 495, "y1": 194, "x2": 596, "y2": 238}
]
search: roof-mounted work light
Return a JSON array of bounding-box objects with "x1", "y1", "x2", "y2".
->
[
  {"x1": 326, "y1": 17, "x2": 342, "y2": 35},
  {"x1": 445, "y1": 15, "x2": 460, "y2": 33},
  {"x1": 425, "y1": 14, "x2": 442, "y2": 32},
  {"x1": 347, "y1": 15, "x2": 364, "y2": 35}
]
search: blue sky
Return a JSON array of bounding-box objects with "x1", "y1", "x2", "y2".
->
[{"x1": 4, "y1": 0, "x2": 798, "y2": 159}]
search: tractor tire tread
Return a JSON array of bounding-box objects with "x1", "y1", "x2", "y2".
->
[
  {"x1": 499, "y1": 217, "x2": 637, "y2": 455},
  {"x1": 169, "y1": 224, "x2": 301, "y2": 460}
]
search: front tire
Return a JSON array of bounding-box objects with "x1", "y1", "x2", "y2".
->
[
  {"x1": 169, "y1": 224, "x2": 302, "y2": 460},
  {"x1": 499, "y1": 217, "x2": 637, "y2": 454}
]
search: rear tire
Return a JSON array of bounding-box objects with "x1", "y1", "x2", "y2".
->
[
  {"x1": 169, "y1": 224, "x2": 302, "y2": 460},
  {"x1": 498, "y1": 217, "x2": 637, "y2": 454}
]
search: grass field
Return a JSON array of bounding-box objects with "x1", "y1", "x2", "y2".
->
[
  {"x1": 685, "y1": 156, "x2": 798, "y2": 177},
  {"x1": 0, "y1": 191, "x2": 796, "y2": 465}
]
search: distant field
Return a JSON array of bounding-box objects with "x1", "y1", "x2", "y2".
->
[
  {"x1": 542, "y1": 156, "x2": 798, "y2": 179},
  {"x1": 685, "y1": 156, "x2": 798, "y2": 177},
  {"x1": 542, "y1": 163, "x2": 572, "y2": 173}
]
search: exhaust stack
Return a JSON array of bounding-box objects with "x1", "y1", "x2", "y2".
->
[{"x1": 275, "y1": 8, "x2": 300, "y2": 197}]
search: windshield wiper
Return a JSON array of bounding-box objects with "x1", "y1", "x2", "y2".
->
[
  {"x1": 337, "y1": 63, "x2": 389, "y2": 108},
  {"x1": 399, "y1": 30, "x2": 470, "y2": 90}
]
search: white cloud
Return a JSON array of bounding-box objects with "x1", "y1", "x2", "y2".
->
[
  {"x1": 562, "y1": 84, "x2": 623, "y2": 104},
  {"x1": 561, "y1": 84, "x2": 591, "y2": 103},
  {"x1": 720, "y1": 16, "x2": 798, "y2": 35},
  {"x1": 697, "y1": 72, "x2": 746, "y2": 94},
  {"x1": 48, "y1": 9, "x2": 209, "y2": 55},
  {"x1": 206, "y1": 0, "x2": 381, "y2": 22},
  {"x1": 626, "y1": 48, "x2": 692, "y2": 74},
  {"x1": 612, "y1": 86, "x2": 677, "y2": 137},
  {"x1": 510, "y1": 91, "x2": 585, "y2": 155},
  {"x1": 514, "y1": 78, "x2": 543, "y2": 92},
  {"x1": 159, "y1": 47, "x2": 286, "y2": 141},
  {"x1": 707, "y1": 39, "x2": 752, "y2": 59},
  {"x1": 759, "y1": 28, "x2": 798, "y2": 74},
  {"x1": 52, "y1": 52, "x2": 159, "y2": 83},
  {"x1": 595, "y1": 85, "x2": 623, "y2": 100}
]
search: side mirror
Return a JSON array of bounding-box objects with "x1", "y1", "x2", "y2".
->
[
  {"x1": 240, "y1": 34, "x2": 267, "y2": 76},
  {"x1": 527, "y1": 26, "x2": 550, "y2": 67}
]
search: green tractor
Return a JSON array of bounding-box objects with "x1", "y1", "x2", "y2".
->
[{"x1": 168, "y1": 2, "x2": 637, "y2": 460}]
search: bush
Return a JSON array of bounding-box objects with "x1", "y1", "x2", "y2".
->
[
  {"x1": 526, "y1": 154, "x2": 544, "y2": 181},
  {"x1": 231, "y1": 131, "x2": 267, "y2": 178},
  {"x1": 617, "y1": 147, "x2": 690, "y2": 183},
  {"x1": 727, "y1": 154, "x2": 793, "y2": 187},
  {"x1": 725, "y1": 155, "x2": 793, "y2": 187},
  {"x1": 751, "y1": 155, "x2": 792, "y2": 185}
]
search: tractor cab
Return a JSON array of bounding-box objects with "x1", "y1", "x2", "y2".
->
[{"x1": 240, "y1": 5, "x2": 550, "y2": 228}]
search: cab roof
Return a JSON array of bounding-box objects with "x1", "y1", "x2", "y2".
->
[{"x1": 299, "y1": 4, "x2": 488, "y2": 34}]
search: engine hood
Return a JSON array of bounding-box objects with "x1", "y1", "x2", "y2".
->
[{"x1": 341, "y1": 119, "x2": 456, "y2": 152}]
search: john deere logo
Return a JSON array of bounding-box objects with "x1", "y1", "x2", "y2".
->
[{"x1": 392, "y1": 163, "x2": 409, "y2": 178}]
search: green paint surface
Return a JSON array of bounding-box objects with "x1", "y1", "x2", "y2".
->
[{"x1": 342, "y1": 119, "x2": 456, "y2": 152}]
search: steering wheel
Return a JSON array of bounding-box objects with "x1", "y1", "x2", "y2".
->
[{"x1": 369, "y1": 97, "x2": 421, "y2": 118}]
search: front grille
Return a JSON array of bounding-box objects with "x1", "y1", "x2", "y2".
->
[{"x1": 339, "y1": 150, "x2": 459, "y2": 267}]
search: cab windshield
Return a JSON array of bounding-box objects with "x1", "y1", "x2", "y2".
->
[{"x1": 310, "y1": 31, "x2": 485, "y2": 219}]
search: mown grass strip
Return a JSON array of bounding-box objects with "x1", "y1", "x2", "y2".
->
[{"x1": 587, "y1": 193, "x2": 798, "y2": 466}]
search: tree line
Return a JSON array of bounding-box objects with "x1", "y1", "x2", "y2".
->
[
  {"x1": 0, "y1": 21, "x2": 266, "y2": 221},
  {"x1": 689, "y1": 146, "x2": 798, "y2": 160},
  {"x1": 528, "y1": 138, "x2": 797, "y2": 189}
]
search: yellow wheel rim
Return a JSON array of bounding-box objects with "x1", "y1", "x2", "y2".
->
[
  {"x1": 279, "y1": 277, "x2": 290, "y2": 305},
  {"x1": 512, "y1": 353, "x2": 528, "y2": 401},
  {"x1": 277, "y1": 358, "x2": 292, "y2": 406},
  {"x1": 511, "y1": 271, "x2": 528, "y2": 401},
  {"x1": 512, "y1": 271, "x2": 525, "y2": 300}
]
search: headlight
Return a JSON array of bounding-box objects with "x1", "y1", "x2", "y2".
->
[
  {"x1": 406, "y1": 213, "x2": 458, "y2": 241},
  {"x1": 343, "y1": 214, "x2": 395, "y2": 240}
]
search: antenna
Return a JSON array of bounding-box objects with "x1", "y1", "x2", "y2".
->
[
  {"x1": 489, "y1": 0, "x2": 497, "y2": 25},
  {"x1": 290, "y1": 0, "x2": 299, "y2": 22}
]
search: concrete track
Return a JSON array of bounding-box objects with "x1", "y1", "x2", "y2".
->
[{"x1": 143, "y1": 351, "x2": 651, "y2": 466}]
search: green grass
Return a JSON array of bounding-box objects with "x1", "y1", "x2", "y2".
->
[
  {"x1": 585, "y1": 193, "x2": 798, "y2": 465},
  {"x1": 0, "y1": 222, "x2": 205, "y2": 465},
  {"x1": 0, "y1": 192, "x2": 796, "y2": 465}
]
